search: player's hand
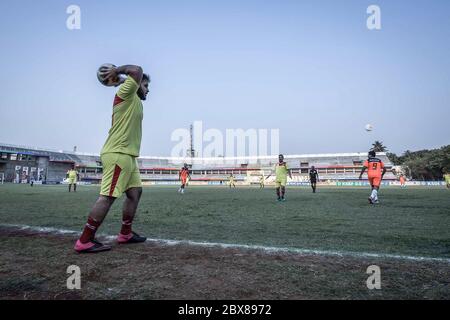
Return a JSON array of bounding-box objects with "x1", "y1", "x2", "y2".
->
[{"x1": 100, "y1": 67, "x2": 119, "y2": 80}]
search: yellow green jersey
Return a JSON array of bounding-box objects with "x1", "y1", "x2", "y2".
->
[
  {"x1": 67, "y1": 169, "x2": 77, "y2": 179},
  {"x1": 445, "y1": 174, "x2": 450, "y2": 183},
  {"x1": 275, "y1": 162, "x2": 289, "y2": 180},
  {"x1": 101, "y1": 76, "x2": 143, "y2": 157}
]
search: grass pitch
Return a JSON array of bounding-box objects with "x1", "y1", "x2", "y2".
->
[
  {"x1": 0, "y1": 184, "x2": 449, "y2": 299},
  {"x1": 0, "y1": 184, "x2": 449, "y2": 258}
]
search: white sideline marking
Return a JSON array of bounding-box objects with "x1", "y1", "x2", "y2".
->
[{"x1": 2, "y1": 223, "x2": 450, "y2": 264}]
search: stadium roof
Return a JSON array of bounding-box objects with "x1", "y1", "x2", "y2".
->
[{"x1": 0, "y1": 142, "x2": 382, "y2": 161}]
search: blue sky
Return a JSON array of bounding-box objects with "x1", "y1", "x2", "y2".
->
[{"x1": 0, "y1": 0, "x2": 449, "y2": 156}]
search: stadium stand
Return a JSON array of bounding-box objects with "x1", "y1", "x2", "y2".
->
[{"x1": 0, "y1": 143, "x2": 396, "y2": 185}]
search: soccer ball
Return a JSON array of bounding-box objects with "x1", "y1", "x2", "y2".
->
[
  {"x1": 97, "y1": 63, "x2": 120, "y2": 87},
  {"x1": 365, "y1": 124, "x2": 373, "y2": 132}
]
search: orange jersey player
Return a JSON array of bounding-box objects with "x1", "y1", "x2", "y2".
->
[
  {"x1": 359, "y1": 150, "x2": 387, "y2": 204},
  {"x1": 399, "y1": 175, "x2": 406, "y2": 188},
  {"x1": 178, "y1": 163, "x2": 191, "y2": 194}
]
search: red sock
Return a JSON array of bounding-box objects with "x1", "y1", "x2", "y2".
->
[
  {"x1": 79, "y1": 217, "x2": 101, "y2": 243},
  {"x1": 120, "y1": 215, "x2": 134, "y2": 235}
]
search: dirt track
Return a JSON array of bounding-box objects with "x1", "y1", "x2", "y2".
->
[{"x1": 0, "y1": 226, "x2": 449, "y2": 300}]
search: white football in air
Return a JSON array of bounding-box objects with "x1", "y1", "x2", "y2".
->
[{"x1": 365, "y1": 124, "x2": 373, "y2": 132}]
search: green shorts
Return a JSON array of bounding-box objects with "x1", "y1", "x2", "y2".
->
[
  {"x1": 68, "y1": 178, "x2": 77, "y2": 184},
  {"x1": 275, "y1": 178, "x2": 287, "y2": 188},
  {"x1": 100, "y1": 153, "x2": 142, "y2": 198}
]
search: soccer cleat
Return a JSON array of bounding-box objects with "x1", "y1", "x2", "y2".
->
[
  {"x1": 74, "y1": 239, "x2": 112, "y2": 253},
  {"x1": 281, "y1": 197, "x2": 286, "y2": 202},
  {"x1": 117, "y1": 231, "x2": 147, "y2": 244},
  {"x1": 368, "y1": 197, "x2": 374, "y2": 204}
]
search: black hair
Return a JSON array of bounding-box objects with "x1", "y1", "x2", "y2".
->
[
  {"x1": 142, "y1": 73, "x2": 150, "y2": 82},
  {"x1": 369, "y1": 150, "x2": 376, "y2": 157}
]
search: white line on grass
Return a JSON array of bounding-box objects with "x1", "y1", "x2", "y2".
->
[{"x1": 2, "y1": 223, "x2": 450, "y2": 264}]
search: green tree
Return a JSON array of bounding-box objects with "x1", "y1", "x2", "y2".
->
[
  {"x1": 371, "y1": 141, "x2": 388, "y2": 152},
  {"x1": 386, "y1": 152, "x2": 400, "y2": 165},
  {"x1": 393, "y1": 145, "x2": 450, "y2": 180}
]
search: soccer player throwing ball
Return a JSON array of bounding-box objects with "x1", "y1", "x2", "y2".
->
[
  {"x1": 267, "y1": 154, "x2": 292, "y2": 201},
  {"x1": 74, "y1": 64, "x2": 150, "y2": 253},
  {"x1": 178, "y1": 163, "x2": 191, "y2": 194},
  {"x1": 359, "y1": 150, "x2": 386, "y2": 204}
]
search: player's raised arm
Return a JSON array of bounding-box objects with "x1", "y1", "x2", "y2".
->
[{"x1": 101, "y1": 65, "x2": 143, "y2": 86}]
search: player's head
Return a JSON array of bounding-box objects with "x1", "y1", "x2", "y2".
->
[
  {"x1": 311, "y1": 165, "x2": 315, "y2": 170},
  {"x1": 183, "y1": 163, "x2": 188, "y2": 168},
  {"x1": 278, "y1": 154, "x2": 284, "y2": 162},
  {"x1": 368, "y1": 150, "x2": 376, "y2": 158},
  {"x1": 137, "y1": 73, "x2": 150, "y2": 101}
]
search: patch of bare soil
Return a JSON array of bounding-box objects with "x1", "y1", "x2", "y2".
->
[{"x1": 0, "y1": 226, "x2": 449, "y2": 300}]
